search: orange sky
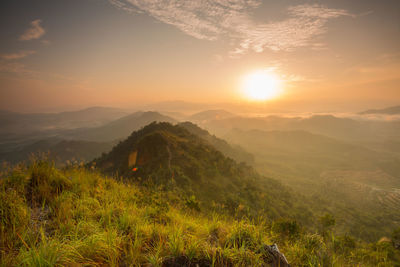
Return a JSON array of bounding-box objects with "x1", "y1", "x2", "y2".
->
[{"x1": 0, "y1": 0, "x2": 399, "y2": 112}]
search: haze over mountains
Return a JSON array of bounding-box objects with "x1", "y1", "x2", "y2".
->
[
  {"x1": 1, "y1": 104, "x2": 400, "y2": 265},
  {"x1": 1, "y1": 104, "x2": 400, "y2": 239},
  {"x1": 0, "y1": 107, "x2": 129, "y2": 134},
  {"x1": 1, "y1": 103, "x2": 400, "y2": 161},
  {"x1": 0, "y1": 110, "x2": 176, "y2": 163}
]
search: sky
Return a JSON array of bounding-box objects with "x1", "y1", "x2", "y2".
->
[{"x1": 0, "y1": 0, "x2": 399, "y2": 112}]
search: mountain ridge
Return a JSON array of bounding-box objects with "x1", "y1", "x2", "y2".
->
[{"x1": 359, "y1": 105, "x2": 400, "y2": 115}]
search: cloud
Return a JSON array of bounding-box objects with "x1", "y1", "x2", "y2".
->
[
  {"x1": 109, "y1": 1, "x2": 349, "y2": 54},
  {"x1": 0, "y1": 50, "x2": 36, "y2": 60},
  {"x1": 19, "y1": 19, "x2": 46, "y2": 41},
  {"x1": 0, "y1": 61, "x2": 36, "y2": 76}
]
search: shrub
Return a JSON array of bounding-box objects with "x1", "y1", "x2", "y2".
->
[
  {"x1": 226, "y1": 222, "x2": 258, "y2": 249},
  {"x1": 27, "y1": 160, "x2": 72, "y2": 205}
]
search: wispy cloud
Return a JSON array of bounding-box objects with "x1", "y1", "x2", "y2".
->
[
  {"x1": 109, "y1": 1, "x2": 350, "y2": 54},
  {"x1": 0, "y1": 61, "x2": 36, "y2": 76},
  {"x1": 19, "y1": 19, "x2": 46, "y2": 41},
  {"x1": 0, "y1": 50, "x2": 36, "y2": 60}
]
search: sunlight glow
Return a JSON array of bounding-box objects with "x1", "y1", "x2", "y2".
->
[{"x1": 242, "y1": 70, "x2": 283, "y2": 101}]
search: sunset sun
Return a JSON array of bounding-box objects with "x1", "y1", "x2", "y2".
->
[{"x1": 242, "y1": 70, "x2": 283, "y2": 101}]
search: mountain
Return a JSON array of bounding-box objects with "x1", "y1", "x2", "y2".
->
[
  {"x1": 360, "y1": 105, "x2": 400, "y2": 115},
  {"x1": 92, "y1": 122, "x2": 312, "y2": 221},
  {"x1": 204, "y1": 114, "x2": 400, "y2": 142},
  {"x1": 188, "y1": 109, "x2": 235, "y2": 122},
  {"x1": 143, "y1": 100, "x2": 213, "y2": 113},
  {"x1": 62, "y1": 111, "x2": 177, "y2": 142},
  {"x1": 158, "y1": 111, "x2": 188, "y2": 121},
  {"x1": 0, "y1": 138, "x2": 115, "y2": 164},
  {"x1": 0, "y1": 106, "x2": 128, "y2": 134}
]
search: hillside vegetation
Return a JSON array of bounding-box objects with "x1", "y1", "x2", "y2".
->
[
  {"x1": 92, "y1": 122, "x2": 315, "y2": 224},
  {"x1": 223, "y1": 128, "x2": 400, "y2": 241},
  {"x1": 1, "y1": 121, "x2": 400, "y2": 266},
  {"x1": 91, "y1": 122, "x2": 400, "y2": 242},
  {"x1": 1, "y1": 159, "x2": 399, "y2": 266}
]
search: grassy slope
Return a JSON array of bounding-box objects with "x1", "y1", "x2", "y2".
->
[{"x1": 1, "y1": 160, "x2": 399, "y2": 266}]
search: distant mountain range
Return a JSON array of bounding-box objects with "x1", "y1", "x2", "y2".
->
[
  {"x1": 0, "y1": 138, "x2": 115, "y2": 164},
  {"x1": 61, "y1": 111, "x2": 177, "y2": 142},
  {"x1": 0, "y1": 106, "x2": 128, "y2": 134},
  {"x1": 204, "y1": 114, "x2": 400, "y2": 142},
  {"x1": 359, "y1": 105, "x2": 400, "y2": 115},
  {"x1": 188, "y1": 109, "x2": 235, "y2": 122},
  {"x1": 0, "y1": 110, "x2": 177, "y2": 163}
]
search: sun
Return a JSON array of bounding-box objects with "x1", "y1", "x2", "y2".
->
[{"x1": 241, "y1": 70, "x2": 282, "y2": 101}]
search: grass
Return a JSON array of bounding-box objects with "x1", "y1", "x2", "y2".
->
[{"x1": 0, "y1": 159, "x2": 399, "y2": 266}]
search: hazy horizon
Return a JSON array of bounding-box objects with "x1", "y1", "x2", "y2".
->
[{"x1": 2, "y1": 99, "x2": 400, "y2": 115}]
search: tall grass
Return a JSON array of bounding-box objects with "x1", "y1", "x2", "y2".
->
[{"x1": 0, "y1": 160, "x2": 399, "y2": 266}]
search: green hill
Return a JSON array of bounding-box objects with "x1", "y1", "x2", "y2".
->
[{"x1": 92, "y1": 122, "x2": 309, "y2": 222}]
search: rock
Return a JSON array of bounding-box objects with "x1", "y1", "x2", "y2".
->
[{"x1": 261, "y1": 244, "x2": 290, "y2": 267}]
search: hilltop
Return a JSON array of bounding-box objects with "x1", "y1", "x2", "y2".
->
[{"x1": 92, "y1": 122, "x2": 307, "y2": 221}]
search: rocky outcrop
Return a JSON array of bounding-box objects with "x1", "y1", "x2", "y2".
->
[{"x1": 262, "y1": 244, "x2": 290, "y2": 267}]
